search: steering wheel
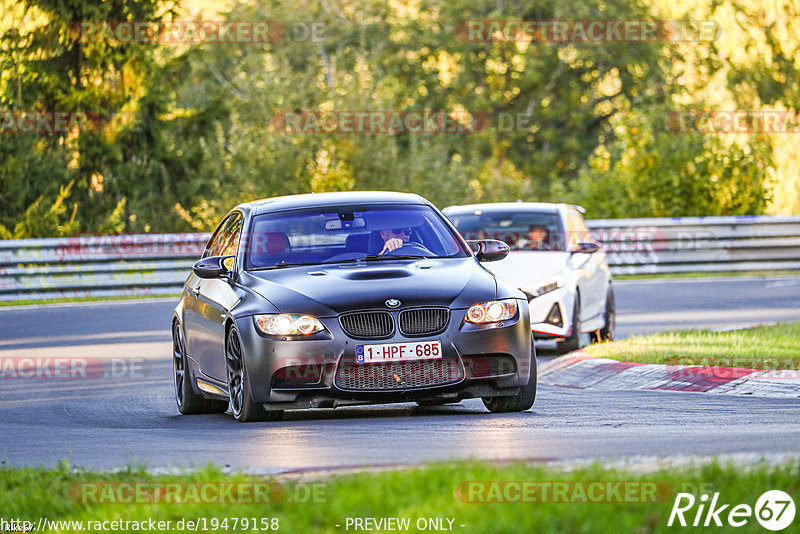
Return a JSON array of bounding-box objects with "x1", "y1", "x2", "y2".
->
[{"x1": 384, "y1": 242, "x2": 434, "y2": 256}]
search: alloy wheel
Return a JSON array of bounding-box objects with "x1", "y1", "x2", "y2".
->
[
  {"x1": 172, "y1": 322, "x2": 186, "y2": 408},
  {"x1": 226, "y1": 330, "x2": 244, "y2": 417}
]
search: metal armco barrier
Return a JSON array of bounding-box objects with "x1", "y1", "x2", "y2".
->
[
  {"x1": 587, "y1": 215, "x2": 800, "y2": 275},
  {"x1": 1, "y1": 215, "x2": 799, "y2": 301},
  {"x1": 0, "y1": 233, "x2": 210, "y2": 301}
]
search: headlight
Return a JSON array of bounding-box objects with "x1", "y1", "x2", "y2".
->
[
  {"x1": 254, "y1": 314, "x2": 325, "y2": 336},
  {"x1": 522, "y1": 274, "x2": 564, "y2": 299},
  {"x1": 465, "y1": 300, "x2": 517, "y2": 324}
]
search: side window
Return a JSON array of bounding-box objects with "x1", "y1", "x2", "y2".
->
[
  {"x1": 203, "y1": 216, "x2": 231, "y2": 259},
  {"x1": 212, "y1": 212, "x2": 243, "y2": 270},
  {"x1": 567, "y1": 210, "x2": 591, "y2": 248},
  {"x1": 565, "y1": 212, "x2": 578, "y2": 251},
  {"x1": 215, "y1": 214, "x2": 243, "y2": 257}
]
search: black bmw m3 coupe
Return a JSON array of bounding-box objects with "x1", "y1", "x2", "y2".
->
[{"x1": 172, "y1": 191, "x2": 536, "y2": 421}]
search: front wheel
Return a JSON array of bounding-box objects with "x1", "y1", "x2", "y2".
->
[
  {"x1": 483, "y1": 349, "x2": 537, "y2": 413},
  {"x1": 557, "y1": 294, "x2": 581, "y2": 354},
  {"x1": 589, "y1": 286, "x2": 615, "y2": 343},
  {"x1": 173, "y1": 321, "x2": 227, "y2": 415},
  {"x1": 226, "y1": 328, "x2": 284, "y2": 422}
]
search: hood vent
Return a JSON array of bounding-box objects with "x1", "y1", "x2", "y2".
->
[{"x1": 343, "y1": 269, "x2": 412, "y2": 280}]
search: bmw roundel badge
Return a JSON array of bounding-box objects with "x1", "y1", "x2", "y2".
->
[{"x1": 385, "y1": 299, "x2": 401, "y2": 308}]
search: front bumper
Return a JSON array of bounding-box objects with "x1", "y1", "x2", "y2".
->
[
  {"x1": 528, "y1": 287, "x2": 574, "y2": 339},
  {"x1": 235, "y1": 300, "x2": 531, "y2": 408}
]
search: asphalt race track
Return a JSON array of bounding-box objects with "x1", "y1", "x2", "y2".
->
[{"x1": 1, "y1": 276, "x2": 799, "y2": 471}]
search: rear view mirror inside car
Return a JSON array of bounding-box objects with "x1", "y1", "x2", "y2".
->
[{"x1": 325, "y1": 217, "x2": 366, "y2": 230}]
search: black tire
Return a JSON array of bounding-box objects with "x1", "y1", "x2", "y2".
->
[
  {"x1": 589, "y1": 286, "x2": 615, "y2": 343},
  {"x1": 173, "y1": 321, "x2": 227, "y2": 415},
  {"x1": 226, "y1": 327, "x2": 284, "y2": 422},
  {"x1": 557, "y1": 294, "x2": 581, "y2": 354},
  {"x1": 482, "y1": 347, "x2": 537, "y2": 413}
]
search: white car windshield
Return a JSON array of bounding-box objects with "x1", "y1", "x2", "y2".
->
[{"x1": 447, "y1": 210, "x2": 565, "y2": 251}]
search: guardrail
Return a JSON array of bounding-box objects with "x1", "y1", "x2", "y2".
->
[
  {"x1": 0, "y1": 233, "x2": 210, "y2": 302},
  {"x1": 1, "y1": 215, "x2": 799, "y2": 301},
  {"x1": 587, "y1": 215, "x2": 800, "y2": 275}
]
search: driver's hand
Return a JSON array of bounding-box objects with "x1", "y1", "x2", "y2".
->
[{"x1": 380, "y1": 238, "x2": 404, "y2": 255}]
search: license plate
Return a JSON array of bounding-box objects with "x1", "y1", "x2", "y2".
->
[{"x1": 356, "y1": 340, "x2": 442, "y2": 364}]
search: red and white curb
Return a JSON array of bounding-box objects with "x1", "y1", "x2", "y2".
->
[{"x1": 538, "y1": 352, "x2": 800, "y2": 398}]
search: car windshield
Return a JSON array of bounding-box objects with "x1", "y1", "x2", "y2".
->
[
  {"x1": 446, "y1": 210, "x2": 565, "y2": 251},
  {"x1": 244, "y1": 204, "x2": 469, "y2": 270}
]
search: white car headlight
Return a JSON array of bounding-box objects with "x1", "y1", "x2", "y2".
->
[
  {"x1": 254, "y1": 314, "x2": 325, "y2": 336},
  {"x1": 523, "y1": 274, "x2": 564, "y2": 299},
  {"x1": 465, "y1": 300, "x2": 517, "y2": 324}
]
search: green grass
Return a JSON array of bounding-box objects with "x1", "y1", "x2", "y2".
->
[
  {"x1": 1, "y1": 460, "x2": 798, "y2": 533},
  {"x1": 584, "y1": 322, "x2": 800, "y2": 369},
  {"x1": 0, "y1": 293, "x2": 181, "y2": 307},
  {"x1": 613, "y1": 270, "x2": 800, "y2": 280}
]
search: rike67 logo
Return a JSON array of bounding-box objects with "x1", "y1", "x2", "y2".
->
[{"x1": 668, "y1": 490, "x2": 795, "y2": 531}]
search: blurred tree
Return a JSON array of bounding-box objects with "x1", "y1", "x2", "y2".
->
[
  {"x1": 0, "y1": 0, "x2": 176, "y2": 234},
  {"x1": 158, "y1": 0, "x2": 675, "y2": 227},
  {"x1": 0, "y1": 0, "x2": 791, "y2": 237},
  {"x1": 570, "y1": 105, "x2": 772, "y2": 217},
  {"x1": 646, "y1": 0, "x2": 797, "y2": 214}
]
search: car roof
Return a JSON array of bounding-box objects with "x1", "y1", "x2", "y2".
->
[
  {"x1": 236, "y1": 191, "x2": 430, "y2": 215},
  {"x1": 443, "y1": 202, "x2": 565, "y2": 214}
]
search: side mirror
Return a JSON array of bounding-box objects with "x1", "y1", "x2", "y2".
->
[
  {"x1": 193, "y1": 255, "x2": 233, "y2": 279},
  {"x1": 467, "y1": 239, "x2": 510, "y2": 262},
  {"x1": 572, "y1": 242, "x2": 600, "y2": 254}
]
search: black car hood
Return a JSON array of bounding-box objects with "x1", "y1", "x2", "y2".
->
[{"x1": 238, "y1": 257, "x2": 497, "y2": 317}]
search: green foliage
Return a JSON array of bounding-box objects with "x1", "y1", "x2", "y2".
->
[
  {"x1": 95, "y1": 197, "x2": 126, "y2": 235},
  {"x1": 0, "y1": 179, "x2": 128, "y2": 238},
  {"x1": 584, "y1": 321, "x2": 800, "y2": 366},
  {"x1": 0, "y1": 0, "x2": 174, "y2": 235},
  {"x1": 139, "y1": 0, "x2": 675, "y2": 227},
  {"x1": 5, "y1": 181, "x2": 79, "y2": 238},
  {"x1": 0, "y1": 0, "x2": 795, "y2": 237},
  {"x1": 0, "y1": 133, "x2": 71, "y2": 230},
  {"x1": 1, "y1": 460, "x2": 799, "y2": 534},
  {"x1": 570, "y1": 106, "x2": 772, "y2": 217}
]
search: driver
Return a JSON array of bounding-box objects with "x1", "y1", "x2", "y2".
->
[
  {"x1": 379, "y1": 227, "x2": 412, "y2": 255},
  {"x1": 520, "y1": 225, "x2": 548, "y2": 250}
]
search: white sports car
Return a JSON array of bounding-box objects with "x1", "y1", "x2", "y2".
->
[{"x1": 443, "y1": 203, "x2": 614, "y2": 353}]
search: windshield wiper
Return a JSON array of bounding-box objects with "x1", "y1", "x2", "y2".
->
[
  {"x1": 253, "y1": 261, "x2": 323, "y2": 270},
  {"x1": 254, "y1": 255, "x2": 429, "y2": 270},
  {"x1": 313, "y1": 255, "x2": 428, "y2": 265},
  {"x1": 362, "y1": 254, "x2": 427, "y2": 261}
]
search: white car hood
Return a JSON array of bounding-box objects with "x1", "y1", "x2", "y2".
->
[{"x1": 483, "y1": 251, "x2": 570, "y2": 290}]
